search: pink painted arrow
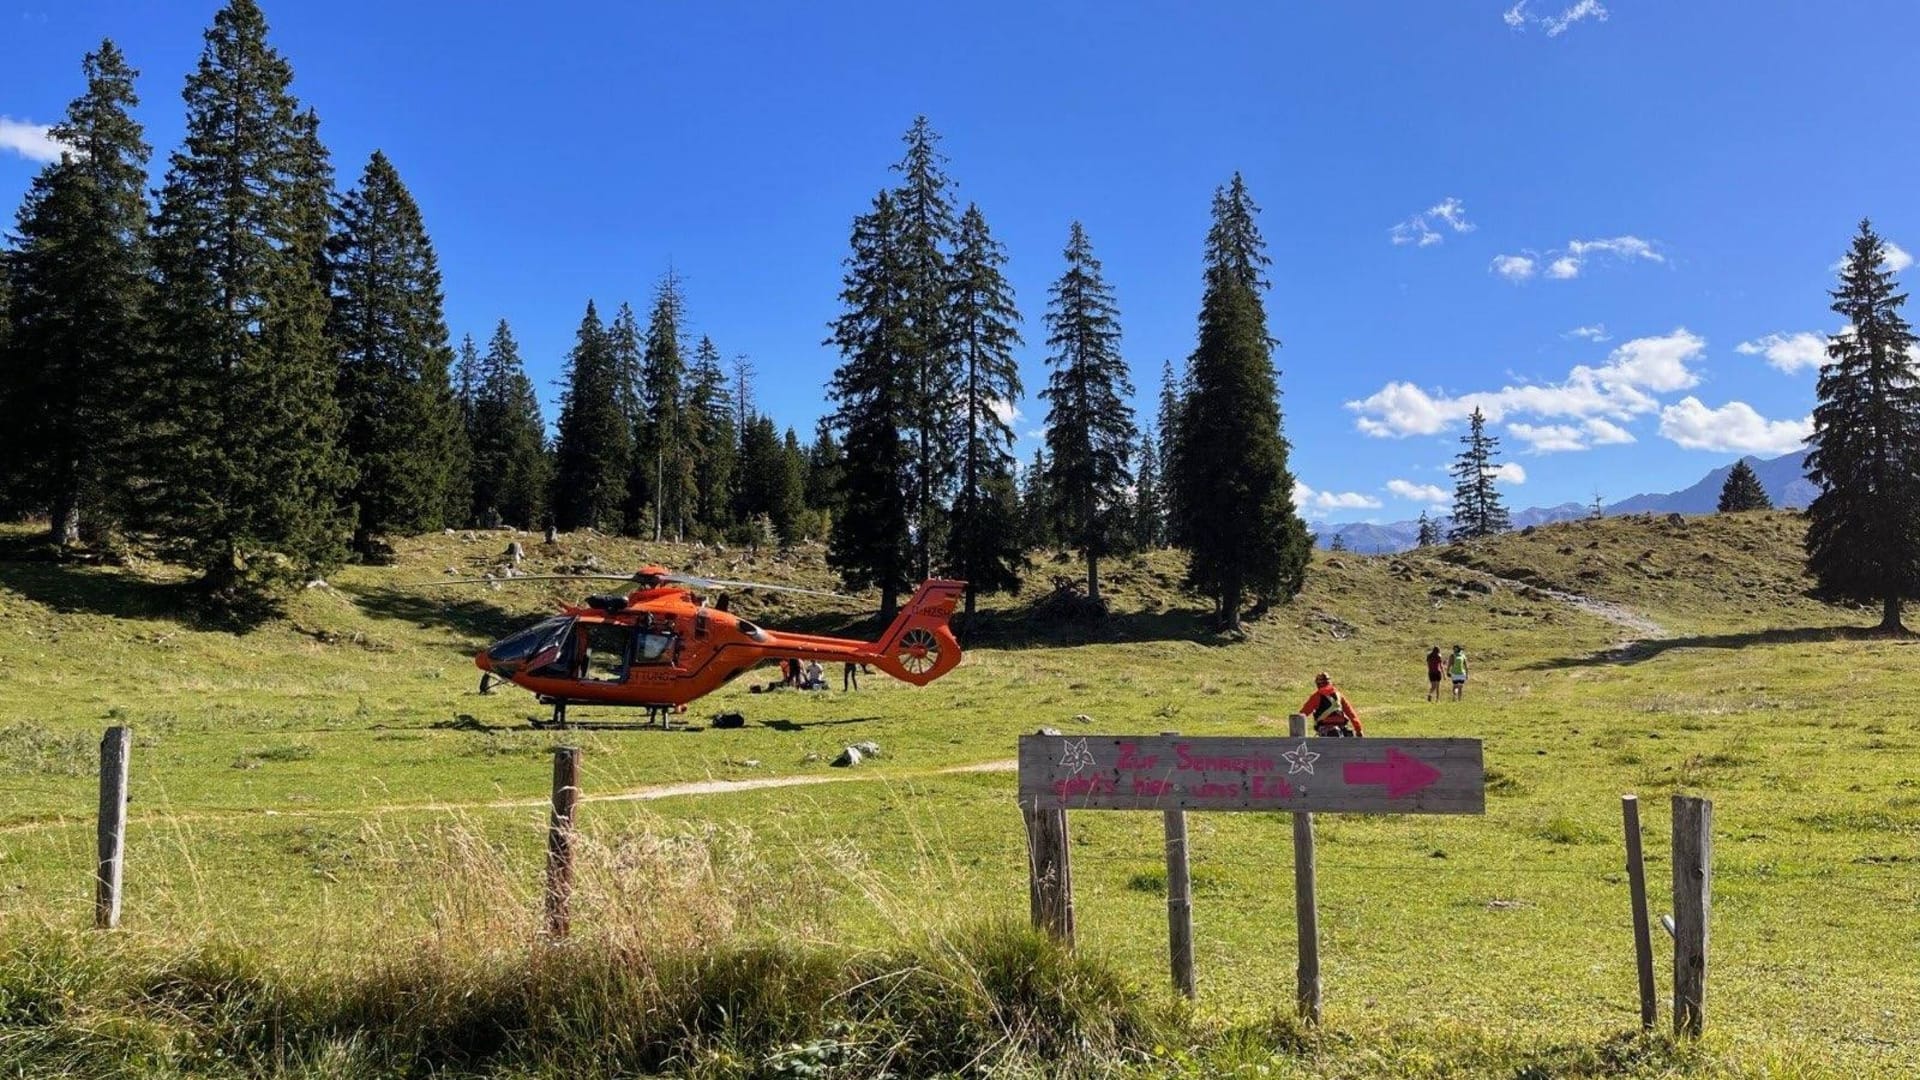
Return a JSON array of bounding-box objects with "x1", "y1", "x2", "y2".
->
[{"x1": 1342, "y1": 748, "x2": 1442, "y2": 798}]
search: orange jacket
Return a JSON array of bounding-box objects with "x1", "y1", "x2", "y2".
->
[{"x1": 1300, "y1": 685, "x2": 1363, "y2": 734}]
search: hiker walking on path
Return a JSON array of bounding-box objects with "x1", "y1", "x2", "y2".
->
[
  {"x1": 1426, "y1": 646, "x2": 1444, "y2": 702},
  {"x1": 1300, "y1": 672, "x2": 1365, "y2": 736},
  {"x1": 1448, "y1": 645, "x2": 1469, "y2": 701}
]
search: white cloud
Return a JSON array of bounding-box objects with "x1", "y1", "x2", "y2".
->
[
  {"x1": 1387, "y1": 479, "x2": 1450, "y2": 504},
  {"x1": 1658, "y1": 398, "x2": 1812, "y2": 455},
  {"x1": 0, "y1": 117, "x2": 68, "y2": 163},
  {"x1": 1585, "y1": 418, "x2": 1635, "y2": 445},
  {"x1": 1736, "y1": 332, "x2": 1828, "y2": 374},
  {"x1": 1565, "y1": 324, "x2": 1611, "y2": 342},
  {"x1": 1506, "y1": 0, "x2": 1610, "y2": 35},
  {"x1": 1390, "y1": 197, "x2": 1475, "y2": 247},
  {"x1": 1348, "y1": 328, "x2": 1706, "y2": 438},
  {"x1": 1508, "y1": 417, "x2": 1638, "y2": 453},
  {"x1": 1488, "y1": 462, "x2": 1527, "y2": 484},
  {"x1": 1491, "y1": 254, "x2": 1536, "y2": 282},
  {"x1": 1294, "y1": 480, "x2": 1382, "y2": 511},
  {"x1": 1507, "y1": 423, "x2": 1587, "y2": 453},
  {"x1": 1508, "y1": 235, "x2": 1662, "y2": 283},
  {"x1": 989, "y1": 398, "x2": 1021, "y2": 426}
]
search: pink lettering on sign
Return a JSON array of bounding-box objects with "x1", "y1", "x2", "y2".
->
[
  {"x1": 1250, "y1": 775, "x2": 1295, "y2": 799},
  {"x1": 1175, "y1": 743, "x2": 1276, "y2": 774},
  {"x1": 1053, "y1": 775, "x2": 1118, "y2": 801},
  {"x1": 1115, "y1": 742, "x2": 1160, "y2": 771},
  {"x1": 1191, "y1": 781, "x2": 1243, "y2": 799},
  {"x1": 1132, "y1": 776, "x2": 1174, "y2": 797}
]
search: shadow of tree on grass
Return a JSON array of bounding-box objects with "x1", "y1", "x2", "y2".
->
[{"x1": 1527, "y1": 624, "x2": 1912, "y2": 669}]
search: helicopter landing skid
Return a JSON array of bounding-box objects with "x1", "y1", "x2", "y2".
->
[{"x1": 529, "y1": 699, "x2": 682, "y2": 731}]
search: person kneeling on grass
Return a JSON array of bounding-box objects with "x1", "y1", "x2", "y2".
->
[{"x1": 1300, "y1": 672, "x2": 1364, "y2": 736}]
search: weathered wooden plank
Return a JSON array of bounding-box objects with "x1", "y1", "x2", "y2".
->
[
  {"x1": 546, "y1": 746, "x2": 581, "y2": 939},
  {"x1": 1022, "y1": 799, "x2": 1075, "y2": 947},
  {"x1": 1017, "y1": 734, "x2": 1484, "y2": 814},
  {"x1": 95, "y1": 726, "x2": 131, "y2": 930},
  {"x1": 1672, "y1": 795, "x2": 1712, "y2": 1039},
  {"x1": 1622, "y1": 794, "x2": 1657, "y2": 1030},
  {"x1": 1161, "y1": 732, "x2": 1195, "y2": 999},
  {"x1": 1289, "y1": 715, "x2": 1321, "y2": 1023}
]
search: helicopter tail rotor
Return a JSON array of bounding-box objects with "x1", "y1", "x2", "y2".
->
[{"x1": 868, "y1": 579, "x2": 966, "y2": 686}]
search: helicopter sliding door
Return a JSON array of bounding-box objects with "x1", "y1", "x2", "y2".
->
[{"x1": 578, "y1": 622, "x2": 636, "y2": 682}]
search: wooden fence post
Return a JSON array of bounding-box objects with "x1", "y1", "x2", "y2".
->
[
  {"x1": 1023, "y1": 798, "x2": 1074, "y2": 948},
  {"x1": 1161, "y1": 731, "x2": 1196, "y2": 998},
  {"x1": 1622, "y1": 794, "x2": 1656, "y2": 1030},
  {"x1": 1671, "y1": 795, "x2": 1712, "y2": 1038},
  {"x1": 1289, "y1": 713, "x2": 1321, "y2": 1024},
  {"x1": 95, "y1": 726, "x2": 131, "y2": 930},
  {"x1": 545, "y1": 746, "x2": 581, "y2": 939}
]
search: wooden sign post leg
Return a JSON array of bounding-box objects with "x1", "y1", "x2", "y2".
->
[
  {"x1": 1671, "y1": 795, "x2": 1712, "y2": 1038},
  {"x1": 95, "y1": 726, "x2": 131, "y2": 930},
  {"x1": 1289, "y1": 714, "x2": 1321, "y2": 1024},
  {"x1": 1161, "y1": 732, "x2": 1196, "y2": 998},
  {"x1": 1622, "y1": 794, "x2": 1657, "y2": 1030},
  {"x1": 1023, "y1": 799, "x2": 1075, "y2": 948},
  {"x1": 545, "y1": 746, "x2": 581, "y2": 940}
]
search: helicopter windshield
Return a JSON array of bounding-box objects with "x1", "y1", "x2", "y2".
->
[{"x1": 485, "y1": 617, "x2": 574, "y2": 665}]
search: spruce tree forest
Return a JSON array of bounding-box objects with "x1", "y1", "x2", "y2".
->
[{"x1": 4, "y1": 1, "x2": 1917, "y2": 629}]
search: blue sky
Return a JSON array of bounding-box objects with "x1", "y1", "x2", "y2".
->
[{"x1": 4, "y1": 1, "x2": 1916, "y2": 523}]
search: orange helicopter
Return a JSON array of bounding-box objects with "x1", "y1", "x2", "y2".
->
[{"x1": 437, "y1": 566, "x2": 965, "y2": 728}]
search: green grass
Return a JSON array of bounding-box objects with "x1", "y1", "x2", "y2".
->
[{"x1": 0, "y1": 513, "x2": 1915, "y2": 1076}]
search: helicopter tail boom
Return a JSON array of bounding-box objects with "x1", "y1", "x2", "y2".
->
[{"x1": 867, "y1": 579, "x2": 966, "y2": 686}]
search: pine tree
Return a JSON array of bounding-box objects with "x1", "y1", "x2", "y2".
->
[
  {"x1": 776, "y1": 428, "x2": 809, "y2": 543},
  {"x1": 1416, "y1": 511, "x2": 1440, "y2": 547},
  {"x1": 826, "y1": 191, "x2": 915, "y2": 614},
  {"x1": 1134, "y1": 432, "x2": 1163, "y2": 550},
  {"x1": 1021, "y1": 446, "x2": 1055, "y2": 550},
  {"x1": 469, "y1": 320, "x2": 548, "y2": 528},
  {"x1": 943, "y1": 203, "x2": 1025, "y2": 613},
  {"x1": 635, "y1": 274, "x2": 694, "y2": 539},
  {"x1": 454, "y1": 332, "x2": 480, "y2": 437},
  {"x1": 685, "y1": 335, "x2": 736, "y2": 536},
  {"x1": 891, "y1": 117, "x2": 961, "y2": 580},
  {"x1": 607, "y1": 301, "x2": 645, "y2": 530},
  {"x1": 1, "y1": 40, "x2": 150, "y2": 546},
  {"x1": 1806, "y1": 220, "x2": 1920, "y2": 632},
  {"x1": 550, "y1": 301, "x2": 630, "y2": 531},
  {"x1": 731, "y1": 353, "x2": 756, "y2": 435},
  {"x1": 805, "y1": 420, "x2": 845, "y2": 526},
  {"x1": 1447, "y1": 407, "x2": 1511, "y2": 541},
  {"x1": 329, "y1": 151, "x2": 465, "y2": 552},
  {"x1": 1717, "y1": 460, "x2": 1772, "y2": 513},
  {"x1": 1155, "y1": 358, "x2": 1184, "y2": 536},
  {"x1": 1169, "y1": 175, "x2": 1309, "y2": 629},
  {"x1": 146, "y1": 0, "x2": 352, "y2": 603},
  {"x1": 1041, "y1": 222, "x2": 1135, "y2": 604}
]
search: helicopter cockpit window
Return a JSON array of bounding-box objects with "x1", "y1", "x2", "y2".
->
[{"x1": 486, "y1": 617, "x2": 574, "y2": 667}]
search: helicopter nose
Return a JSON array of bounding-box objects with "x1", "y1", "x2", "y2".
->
[{"x1": 474, "y1": 650, "x2": 493, "y2": 673}]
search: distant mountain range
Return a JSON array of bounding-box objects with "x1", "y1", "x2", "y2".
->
[{"x1": 1313, "y1": 450, "x2": 1814, "y2": 553}]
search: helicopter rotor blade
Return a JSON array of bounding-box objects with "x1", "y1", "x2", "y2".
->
[
  {"x1": 419, "y1": 574, "x2": 645, "y2": 587},
  {"x1": 659, "y1": 572, "x2": 848, "y2": 600}
]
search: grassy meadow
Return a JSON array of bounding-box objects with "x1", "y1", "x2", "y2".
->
[{"x1": 0, "y1": 512, "x2": 1914, "y2": 1077}]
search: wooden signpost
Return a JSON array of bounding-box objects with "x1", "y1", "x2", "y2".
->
[{"x1": 1018, "y1": 723, "x2": 1484, "y2": 1015}]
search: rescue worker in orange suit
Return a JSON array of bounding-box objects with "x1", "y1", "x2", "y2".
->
[{"x1": 1300, "y1": 672, "x2": 1364, "y2": 736}]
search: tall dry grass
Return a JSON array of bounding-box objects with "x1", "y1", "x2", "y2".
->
[{"x1": 0, "y1": 809, "x2": 1162, "y2": 1078}]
